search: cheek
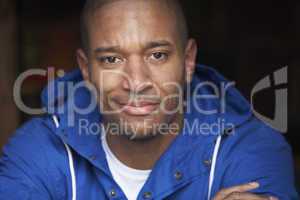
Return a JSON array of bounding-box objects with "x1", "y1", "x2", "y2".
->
[
  {"x1": 151, "y1": 65, "x2": 185, "y2": 95},
  {"x1": 151, "y1": 71, "x2": 185, "y2": 113},
  {"x1": 151, "y1": 55, "x2": 185, "y2": 83}
]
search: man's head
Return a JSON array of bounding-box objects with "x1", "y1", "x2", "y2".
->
[{"x1": 77, "y1": 0, "x2": 197, "y2": 139}]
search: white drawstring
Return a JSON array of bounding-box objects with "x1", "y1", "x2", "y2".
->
[
  {"x1": 52, "y1": 115, "x2": 77, "y2": 200},
  {"x1": 207, "y1": 135, "x2": 222, "y2": 200}
]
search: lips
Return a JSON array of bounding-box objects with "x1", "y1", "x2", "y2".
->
[{"x1": 118, "y1": 100, "x2": 160, "y2": 116}]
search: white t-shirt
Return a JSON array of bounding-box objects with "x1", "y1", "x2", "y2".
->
[{"x1": 101, "y1": 135, "x2": 151, "y2": 200}]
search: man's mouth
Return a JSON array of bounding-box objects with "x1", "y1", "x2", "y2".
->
[{"x1": 118, "y1": 100, "x2": 160, "y2": 116}]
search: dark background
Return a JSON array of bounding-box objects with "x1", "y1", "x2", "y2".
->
[{"x1": 0, "y1": 0, "x2": 299, "y2": 189}]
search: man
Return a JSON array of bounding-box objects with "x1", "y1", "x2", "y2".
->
[{"x1": 0, "y1": 0, "x2": 298, "y2": 199}]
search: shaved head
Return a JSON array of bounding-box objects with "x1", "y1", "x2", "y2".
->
[{"x1": 80, "y1": 0, "x2": 188, "y2": 53}]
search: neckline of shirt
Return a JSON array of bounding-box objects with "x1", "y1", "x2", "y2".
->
[{"x1": 101, "y1": 131, "x2": 152, "y2": 180}]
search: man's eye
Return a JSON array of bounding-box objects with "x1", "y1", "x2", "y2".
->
[
  {"x1": 99, "y1": 56, "x2": 122, "y2": 64},
  {"x1": 150, "y1": 52, "x2": 168, "y2": 61}
]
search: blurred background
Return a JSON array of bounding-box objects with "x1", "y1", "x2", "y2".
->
[{"x1": 0, "y1": 0, "x2": 299, "y2": 189}]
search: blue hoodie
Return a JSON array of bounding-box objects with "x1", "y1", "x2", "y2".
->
[{"x1": 0, "y1": 65, "x2": 298, "y2": 200}]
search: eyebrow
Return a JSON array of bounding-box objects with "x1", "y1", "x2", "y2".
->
[
  {"x1": 144, "y1": 40, "x2": 172, "y2": 50},
  {"x1": 94, "y1": 46, "x2": 120, "y2": 53},
  {"x1": 94, "y1": 40, "x2": 173, "y2": 54}
]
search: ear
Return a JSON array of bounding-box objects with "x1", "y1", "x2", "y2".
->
[
  {"x1": 184, "y1": 39, "x2": 197, "y2": 83},
  {"x1": 76, "y1": 48, "x2": 91, "y2": 83}
]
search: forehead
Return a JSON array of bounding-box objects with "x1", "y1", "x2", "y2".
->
[{"x1": 87, "y1": 0, "x2": 180, "y2": 50}]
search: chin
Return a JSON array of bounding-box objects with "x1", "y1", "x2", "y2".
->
[
  {"x1": 121, "y1": 121, "x2": 158, "y2": 140},
  {"x1": 126, "y1": 131, "x2": 156, "y2": 141},
  {"x1": 103, "y1": 112, "x2": 174, "y2": 139}
]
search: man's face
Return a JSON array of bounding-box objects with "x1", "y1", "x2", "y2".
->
[{"x1": 78, "y1": 0, "x2": 197, "y2": 139}]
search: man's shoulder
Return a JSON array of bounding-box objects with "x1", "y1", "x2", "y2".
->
[
  {"x1": 0, "y1": 117, "x2": 70, "y2": 199},
  {"x1": 220, "y1": 115, "x2": 292, "y2": 165},
  {"x1": 1, "y1": 116, "x2": 65, "y2": 164},
  {"x1": 231, "y1": 116, "x2": 290, "y2": 151},
  {"x1": 5, "y1": 116, "x2": 59, "y2": 144}
]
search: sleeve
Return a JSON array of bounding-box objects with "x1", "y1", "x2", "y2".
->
[
  {"x1": 219, "y1": 125, "x2": 299, "y2": 200},
  {"x1": 0, "y1": 119, "x2": 58, "y2": 200}
]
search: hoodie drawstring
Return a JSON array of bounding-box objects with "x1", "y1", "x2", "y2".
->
[
  {"x1": 52, "y1": 115, "x2": 77, "y2": 200},
  {"x1": 207, "y1": 135, "x2": 222, "y2": 200}
]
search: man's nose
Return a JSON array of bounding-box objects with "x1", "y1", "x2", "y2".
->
[{"x1": 122, "y1": 56, "x2": 152, "y2": 93}]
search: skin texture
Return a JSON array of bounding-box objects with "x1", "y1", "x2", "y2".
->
[{"x1": 77, "y1": 0, "x2": 277, "y2": 199}]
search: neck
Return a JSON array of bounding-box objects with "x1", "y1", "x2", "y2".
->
[{"x1": 105, "y1": 114, "x2": 183, "y2": 170}]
